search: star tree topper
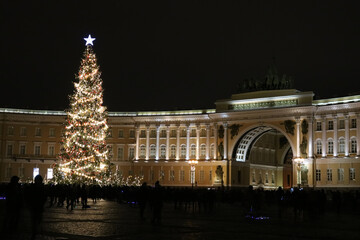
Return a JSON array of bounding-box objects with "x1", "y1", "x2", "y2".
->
[{"x1": 84, "y1": 34, "x2": 96, "y2": 46}]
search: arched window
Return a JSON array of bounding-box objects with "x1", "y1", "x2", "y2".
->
[
  {"x1": 339, "y1": 138, "x2": 345, "y2": 153},
  {"x1": 190, "y1": 144, "x2": 196, "y2": 157},
  {"x1": 170, "y1": 145, "x2": 176, "y2": 158},
  {"x1": 328, "y1": 139, "x2": 334, "y2": 154},
  {"x1": 140, "y1": 145, "x2": 146, "y2": 158},
  {"x1": 200, "y1": 144, "x2": 206, "y2": 157},
  {"x1": 180, "y1": 144, "x2": 186, "y2": 158},
  {"x1": 316, "y1": 140, "x2": 322, "y2": 155},
  {"x1": 150, "y1": 144, "x2": 156, "y2": 158},
  {"x1": 351, "y1": 138, "x2": 357, "y2": 153},
  {"x1": 210, "y1": 144, "x2": 215, "y2": 159},
  {"x1": 160, "y1": 145, "x2": 166, "y2": 158}
]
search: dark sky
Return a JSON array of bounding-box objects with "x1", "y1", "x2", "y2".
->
[{"x1": 1, "y1": 1, "x2": 360, "y2": 111}]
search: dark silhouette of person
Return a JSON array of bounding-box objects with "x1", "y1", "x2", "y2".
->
[
  {"x1": 3, "y1": 176, "x2": 23, "y2": 235},
  {"x1": 28, "y1": 174, "x2": 46, "y2": 240},
  {"x1": 81, "y1": 184, "x2": 88, "y2": 209},
  {"x1": 138, "y1": 182, "x2": 149, "y2": 220},
  {"x1": 151, "y1": 181, "x2": 163, "y2": 225}
]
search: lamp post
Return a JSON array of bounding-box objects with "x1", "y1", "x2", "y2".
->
[{"x1": 188, "y1": 160, "x2": 198, "y2": 188}]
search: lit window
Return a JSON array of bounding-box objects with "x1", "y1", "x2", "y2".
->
[
  {"x1": 170, "y1": 170, "x2": 175, "y2": 181},
  {"x1": 316, "y1": 169, "x2": 321, "y2": 181},
  {"x1": 190, "y1": 144, "x2": 196, "y2": 157},
  {"x1": 150, "y1": 145, "x2": 156, "y2": 158},
  {"x1": 316, "y1": 140, "x2": 322, "y2": 155},
  {"x1": 47, "y1": 168, "x2": 53, "y2": 180},
  {"x1": 180, "y1": 145, "x2": 186, "y2": 158},
  {"x1": 33, "y1": 167, "x2": 40, "y2": 179},
  {"x1": 328, "y1": 140, "x2": 333, "y2": 154},
  {"x1": 339, "y1": 138, "x2": 345, "y2": 153},
  {"x1": 160, "y1": 145, "x2": 166, "y2": 158},
  {"x1": 129, "y1": 147, "x2": 135, "y2": 160},
  {"x1": 351, "y1": 138, "x2": 357, "y2": 153},
  {"x1": 170, "y1": 145, "x2": 176, "y2": 158},
  {"x1": 200, "y1": 144, "x2": 206, "y2": 157},
  {"x1": 338, "y1": 168, "x2": 344, "y2": 182},
  {"x1": 327, "y1": 169, "x2": 332, "y2": 181},
  {"x1": 350, "y1": 168, "x2": 356, "y2": 181},
  {"x1": 140, "y1": 145, "x2": 146, "y2": 158}
]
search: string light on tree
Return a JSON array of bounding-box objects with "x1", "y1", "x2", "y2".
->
[{"x1": 54, "y1": 35, "x2": 110, "y2": 184}]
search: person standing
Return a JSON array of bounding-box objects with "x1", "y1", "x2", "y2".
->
[{"x1": 28, "y1": 175, "x2": 46, "y2": 240}]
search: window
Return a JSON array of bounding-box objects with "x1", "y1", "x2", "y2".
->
[
  {"x1": 327, "y1": 169, "x2": 332, "y2": 181},
  {"x1": 118, "y1": 147, "x2": 124, "y2": 160},
  {"x1": 35, "y1": 127, "x2": 41, "y2": 136},
  {"x1": 170, "y1": 145, "x2": 176, "y2": 158},
  {"x1": 180, "y1": 129, "x2": 186, "y2": 137},
  {"x1": 129, "y1": 130, "x2": 135, "y2": 138},
  {"x1": 339, "y1": 120, "x2": 345, "y2": 129},
  {"x1": 18, "y1": 167, "x2": 24, "y2": 178},
  {"x1": 140, "y1": 130, "x2": 146, "y2": 138},
  {"x1": 35, "y1": 145, "x2": 41, "y2": 156},
  {"x1": 210, "y1": 144, "x2": 215, "y2": 159},
  {"x1": 149, "y1": 170, "x2": 154, "y2": 181},
  {"x1": 49, "y1": 128, "x2": 55, "y2": 137},
  {"x1": 200, "y1": 170, "x2": 204, "y2": 181},
  {"x1": 118, "y1": 130, "x2": 124, "y2": 138},
  {"x1": 338, "y1": 168, "x2": 344, "y2": 182},
  {"x1": 200, "y1": 129, "x2": 206, "y2": 137},
  {"x1": 160, "y1": 145, "x2": 166, "y2": 158},
  {"x1": 191, "y1": 129, "x2": 196, "y2": 137},
  {"x1": 7, "y1": 126, "x2": 14, "y2": 136},
  {"x1": 271, "y1": 173, "x2": 275, "y2": 184},
  {"x1": 20, "y1": 127, "x2": 27, "y2": 136},
  {"x1": 48, "y1": 145, "x2": 55, "y2": 156},
  {"x1": 160, "y1": 130, "x2": 166, "y2": 138},
  {"x1": 316, "y1": 122, "x2": 322, "y2": 131},
  {"x1": 6, "y1": 167, "x2": 12, "y2": 178},
  {"x1": 47, "y1": 168, "x2": 53, "y2": 180},
  {"x1": 350, "y1": 168, "x2": 356, "y2": 181},
  {"x1": 351, "y1": 138, "x2": 357, "y2": 153},
  {"x1": 209, "y1": 170, "x2": 212, "y2": 181},
  {"x1": 20, "y1": 145, "x2": 26, "y2": 155},
  {"x1": 170, "y1": 170, "x2": 175, "y2": 181},
  {"x1": 129, "y1": 147, "x2": 135, "y2": 160},
  {"x1": 200, "y1": 144, "x2": 206, "y2": 157},
  {"x1": 328, "y1": 121, "x2": 333, "y2": 130},
  {"x1": 140, "y1": 145, "x2": 146, "y2": 158},
  {"x1": 351, "y1": 119, "x2": 357, "y2": 128},
  {"x1": 316, "y1": 169, "x2": 321, "y2": 181},
  {"x1": 7, "y1": 144, "x2": 13, "y2": 157},
  {"x1": 33, "y1": 167, "x2": 39, "y2": 179},
  {"x1": 339, "y1": 138, "x2": 345, "y2": 153},
  {"x1": 159, "y1": 170, "x2": 165, "y2": 180},
  {"x1": 150, "y1": 145, "x2": 156, "y2": 158},
  {"x1": 150, "y1": 130, "x2": 156, "y2": 138},
  {"x1": 316, "y1": 140, "x2": 322, "y2": 155},
  {"x1": 170, "y1": 129, "x2": 176, "y2": 138},
  {"x1": 180, "y1": 145, "x2": 186, "y2": 158},
  {"x1": 265, "y1": 173, "x2": 269, "y2": 183},
  {"x1": 328, "y1": 140, "x2": 333, "y2": 154},
  {"x1": 190, "y1": 144, "x2": 196, "y2": 157},
  {"x1": 179, "y1": 170, "x2": 185, "y2": 181}
]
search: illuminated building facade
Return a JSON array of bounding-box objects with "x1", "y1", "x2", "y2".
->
[{"x1": 1, "y1": 89, "x2": 360, "y2": 189}]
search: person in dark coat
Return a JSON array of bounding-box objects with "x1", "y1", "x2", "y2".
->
[
  {"x1": 151, "y1": 181, "x2": 163, "y2": 225},
  {"x1": 3, "y1": 176, "x2": 23, "y2": 235},
  {"x1": 28, "y1": 175, "x2": 47, "y2": 240}
]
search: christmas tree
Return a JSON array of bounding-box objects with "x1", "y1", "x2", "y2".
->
[{"x1": 55, "y1": 35, "x2": 110, "y2": 184}]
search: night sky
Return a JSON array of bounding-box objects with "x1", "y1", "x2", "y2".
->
[{"x1": 1, "y1": 1, "x2": 360, "y2": 111}]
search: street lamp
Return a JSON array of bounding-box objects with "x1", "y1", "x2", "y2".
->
[{"x1": 188, "y1": 160, "x2": 198, "y2": 188}]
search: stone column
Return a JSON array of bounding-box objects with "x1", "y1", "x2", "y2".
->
[
  {"x1": 214, "y1": 123, "x2": 218, "y2": 160},
  {"x1": 176, "y1": 126, "x2": 180, "y2": 160},
  {"x1": 156, "y1": 125, "x2": 160, "y2": 160},
  {"x1": 135, "y1": 125, "x2": 140, "y2": 160},
  {"x1": 296, "y1": 118, "x2": 301, "y2": 158},
  {"x1": 308, "y1": 117, "x2": 313, "y2": 159},
  {"x1": 146, "y1": 126, "x2": 150, "y2": 160},
  {"x1": 196, "y1": 125, "x2": 200, "y2": 160},
  {"x1": 166, "y1": 125, "x2": 170, "y2": 160},
  {"x1": 186, "y1": 125, "x2": 190, "y2": 160},
  {"x1": 322, "y1": 117, "x2": 326, "y2": 158},
  {"x1": 223, "y1": 122, "x2": 228, "y2": 160},
  {"x1": 333, "y1": 115, "x2": 338, "y2": 157},
  {"x1": 345, "y1": 114, "x2": 350, "y2": 157},
  {"x1": 206, "y1": 124, "x2": 210, "y2": 160}
]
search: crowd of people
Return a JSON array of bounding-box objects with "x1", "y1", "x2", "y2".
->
[{"x1": 1, "y1": 175, "x2": 360, "y2": 238}]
